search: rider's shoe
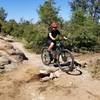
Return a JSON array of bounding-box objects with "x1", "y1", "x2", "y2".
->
[
  {"x1": 54, "y1": 59, "x2": 58, "y2": 63},
  {"x1": 54, "y1": 58, "x2": 60, "y2": 66}
]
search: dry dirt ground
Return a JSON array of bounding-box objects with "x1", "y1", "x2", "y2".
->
[{"x1": 0, "y1": 41, "x2": 100, "y2": 100}]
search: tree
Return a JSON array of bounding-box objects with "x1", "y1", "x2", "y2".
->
[
  {"x1": 87, "y1": 0, "x2": 100, "y2": 22},
  {"x1": 0, "y1": 7, "x2": 7, "y2": 21},
  {"x1": 0, "y1": 20, "x2": 2, "y2": 32},
  {"x1": 70, "y1": 0, "x2": 100, "y2": 23},
  {"x1": 70, "y1": 0, "x2": 88, "y2": 12},
  {"x1": 70, "y1": 0, "x2": 88, "y2": 25},
  {"x1": 38, "y1": 0, "x2": 61, "y2": 26},
  {"x1": 0, "y1": 7, "x2": 7, "y2": 33}
]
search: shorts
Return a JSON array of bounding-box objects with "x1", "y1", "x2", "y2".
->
[{"x1": 47, "y1": 39, "x2": 56, "y2": 49}]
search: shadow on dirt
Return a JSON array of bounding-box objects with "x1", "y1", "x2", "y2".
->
[{"x1": 53, "y1": 60, "x2": 84, "y2": 76}]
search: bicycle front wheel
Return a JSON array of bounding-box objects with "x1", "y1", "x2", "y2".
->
[
  {"x1": 41, "y1": 47, "x2": 51, "y2": 65},
  {"x1": 58, "y1": 49, "x2": 74, "y2": 71}
]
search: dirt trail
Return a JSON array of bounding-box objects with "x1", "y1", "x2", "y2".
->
[
  {"x1": 0, "y1": 41, "x2": 100, "y2": 100},
  {"x1": 11, "y1": 42, "x2": 44, "y2": 67}
]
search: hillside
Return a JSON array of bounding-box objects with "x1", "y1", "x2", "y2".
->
[{"x1": 0, "y1": 35, "x2": 100, "y2": 100}]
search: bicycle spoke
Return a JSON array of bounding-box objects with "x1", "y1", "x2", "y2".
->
[
  {"x1": 41, "y1": 47, "x2": 51, "y2": 65},
  {"x1": 58, "y1": 49, "x2": 74, "y2": 71}
]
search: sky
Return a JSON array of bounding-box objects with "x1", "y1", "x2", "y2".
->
[{"x1": 0, "y1": 0, "x2": 71, "y2": 22}]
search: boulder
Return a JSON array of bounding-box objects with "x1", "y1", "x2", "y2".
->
[
  {"x1": 3, "y1": 35, "x2": 14, "y2": 42},
  {"x1": 4, "y1": 62, "x2": 18, "y2": 71},
  {"x1": 0, "y1": 56, "x2": 11, "y2": 66},
  {"x1": 0, "y1": 35, "x2": 14, "y2": 42},
  {"x1": 0, "y1": 40, "x2": 13, "y2": 50},
  {"x1": 6, "y1": 48, "x2": 28, "y2": 62},
  {"x1": 39, "y1": 66, "x2": 61, "y2": 81},
  {"x1": 14, "y1": 52, "x2": 28, "y2": 62},
  {"x1": 0, "y1": 35, "x2": 28, "y2": 73}
]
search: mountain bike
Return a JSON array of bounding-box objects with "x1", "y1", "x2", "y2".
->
[{"x1": 41, "y1": 39, "x2": 74, "y2": 72}]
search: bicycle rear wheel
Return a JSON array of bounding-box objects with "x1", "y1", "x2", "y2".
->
[
  {"x1": 58, "y1": 49, "x2": 74, "y2": 71},
  {"x1": 41, "y1": 47, "x2": 51, "y2": 65}
]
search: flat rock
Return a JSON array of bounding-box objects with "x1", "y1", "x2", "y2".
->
[{"x1": 0, "y1": 56, "x2": 11, "y2": 66}]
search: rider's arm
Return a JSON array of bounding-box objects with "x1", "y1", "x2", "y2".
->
[
  {"x1": 63, "y1": 33, "x2": 71, "y2": 40},
  {"x1": 60, "y1": 34, "x2": 68, "y2": 40},
  {"x1": 63, "y1": 36, "x2": 68, "y2": 40},
  {"x1": 49, "y1": 33, "x2": 56, "y2": 40}
]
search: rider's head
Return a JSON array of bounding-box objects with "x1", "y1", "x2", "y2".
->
[{"x1": 50, "y1": 21, "x2": 58, "y2": 30}]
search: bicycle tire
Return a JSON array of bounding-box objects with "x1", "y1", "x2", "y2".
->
[
  {"x1": 58, "y1": 49, "x2": 74, "y2": 71},
  {"x1": 41, "y1": 47, "x2": 51, "y2": 65}
]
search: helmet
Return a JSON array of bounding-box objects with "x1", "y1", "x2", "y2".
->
[{"x1": 50, "y1": 22, "x2": 58, "y2": 28}]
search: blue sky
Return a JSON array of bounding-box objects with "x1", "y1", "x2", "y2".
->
[{"x1": 0, "y1": 0, "x2": 71, "y2": 22}]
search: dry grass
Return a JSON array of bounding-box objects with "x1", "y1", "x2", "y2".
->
[{"x1": 89, "y1": 59, "x2": 100, "y2": 80}]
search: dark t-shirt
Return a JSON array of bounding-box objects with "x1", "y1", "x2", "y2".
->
[{"x1": 48, "y1": 27, "x2": 60, "y2": 40}]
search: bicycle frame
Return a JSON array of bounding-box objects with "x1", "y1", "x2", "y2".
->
[
  {"x1": 55, "y1": 40, "x2": 65, "y2": 53},
  {"x1": 49, "y1": 40, "x2": 66, "y2": 62},
  {"x1": 41, "y1": 39, "x2": 74, "y2": 70}
]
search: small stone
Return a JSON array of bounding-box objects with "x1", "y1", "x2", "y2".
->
[
  {"x1": 39, "y1": 69, "x2": 49, "y2": 75},
  {"x1": 54, "y1": 70, "x2": 61, "y2": 78},
  {"x1": 41, "y1": 77, "x2": 50, "y2": 82},
  {"x1": 50, "y1": 73, "x2": 56, "y2": 79}
]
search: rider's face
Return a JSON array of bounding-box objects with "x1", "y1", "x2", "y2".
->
[{"x1": 52, "y1": 27, "x2": 57, "y2": 30}]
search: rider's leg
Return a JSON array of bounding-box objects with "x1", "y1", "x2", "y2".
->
[
  {"x1": 48, "y1": 42, "x2": 54, "y2": 51},
  {"x1": 48, "y1": 41, "x2": 58, "y2": 63},
  {"x1": 47, "y1": 42, "x2": 54, "y2": 61}
]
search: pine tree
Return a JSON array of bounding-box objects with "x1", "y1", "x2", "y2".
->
[
  {"x1": 38, "y1": 0, "x2": 61, "y2": 26},
  {"x1": 0, "y1": 7, "x2": 7, "y2": 21},
  {"x1": 70, "y1": 0, "x2": 100, "y2": 23}
]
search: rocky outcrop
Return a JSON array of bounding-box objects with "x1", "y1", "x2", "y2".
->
[
  {"x1": 0, "y1": 35, "x2": 28, "y2": 72},
  {"x1": 39, "y1": 66, "x2": 61, "y2": 81}
]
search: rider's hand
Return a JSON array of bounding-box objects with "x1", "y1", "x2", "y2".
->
[{"x1": 63, "y1": 36, "x2": 68, "y2": 40}]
